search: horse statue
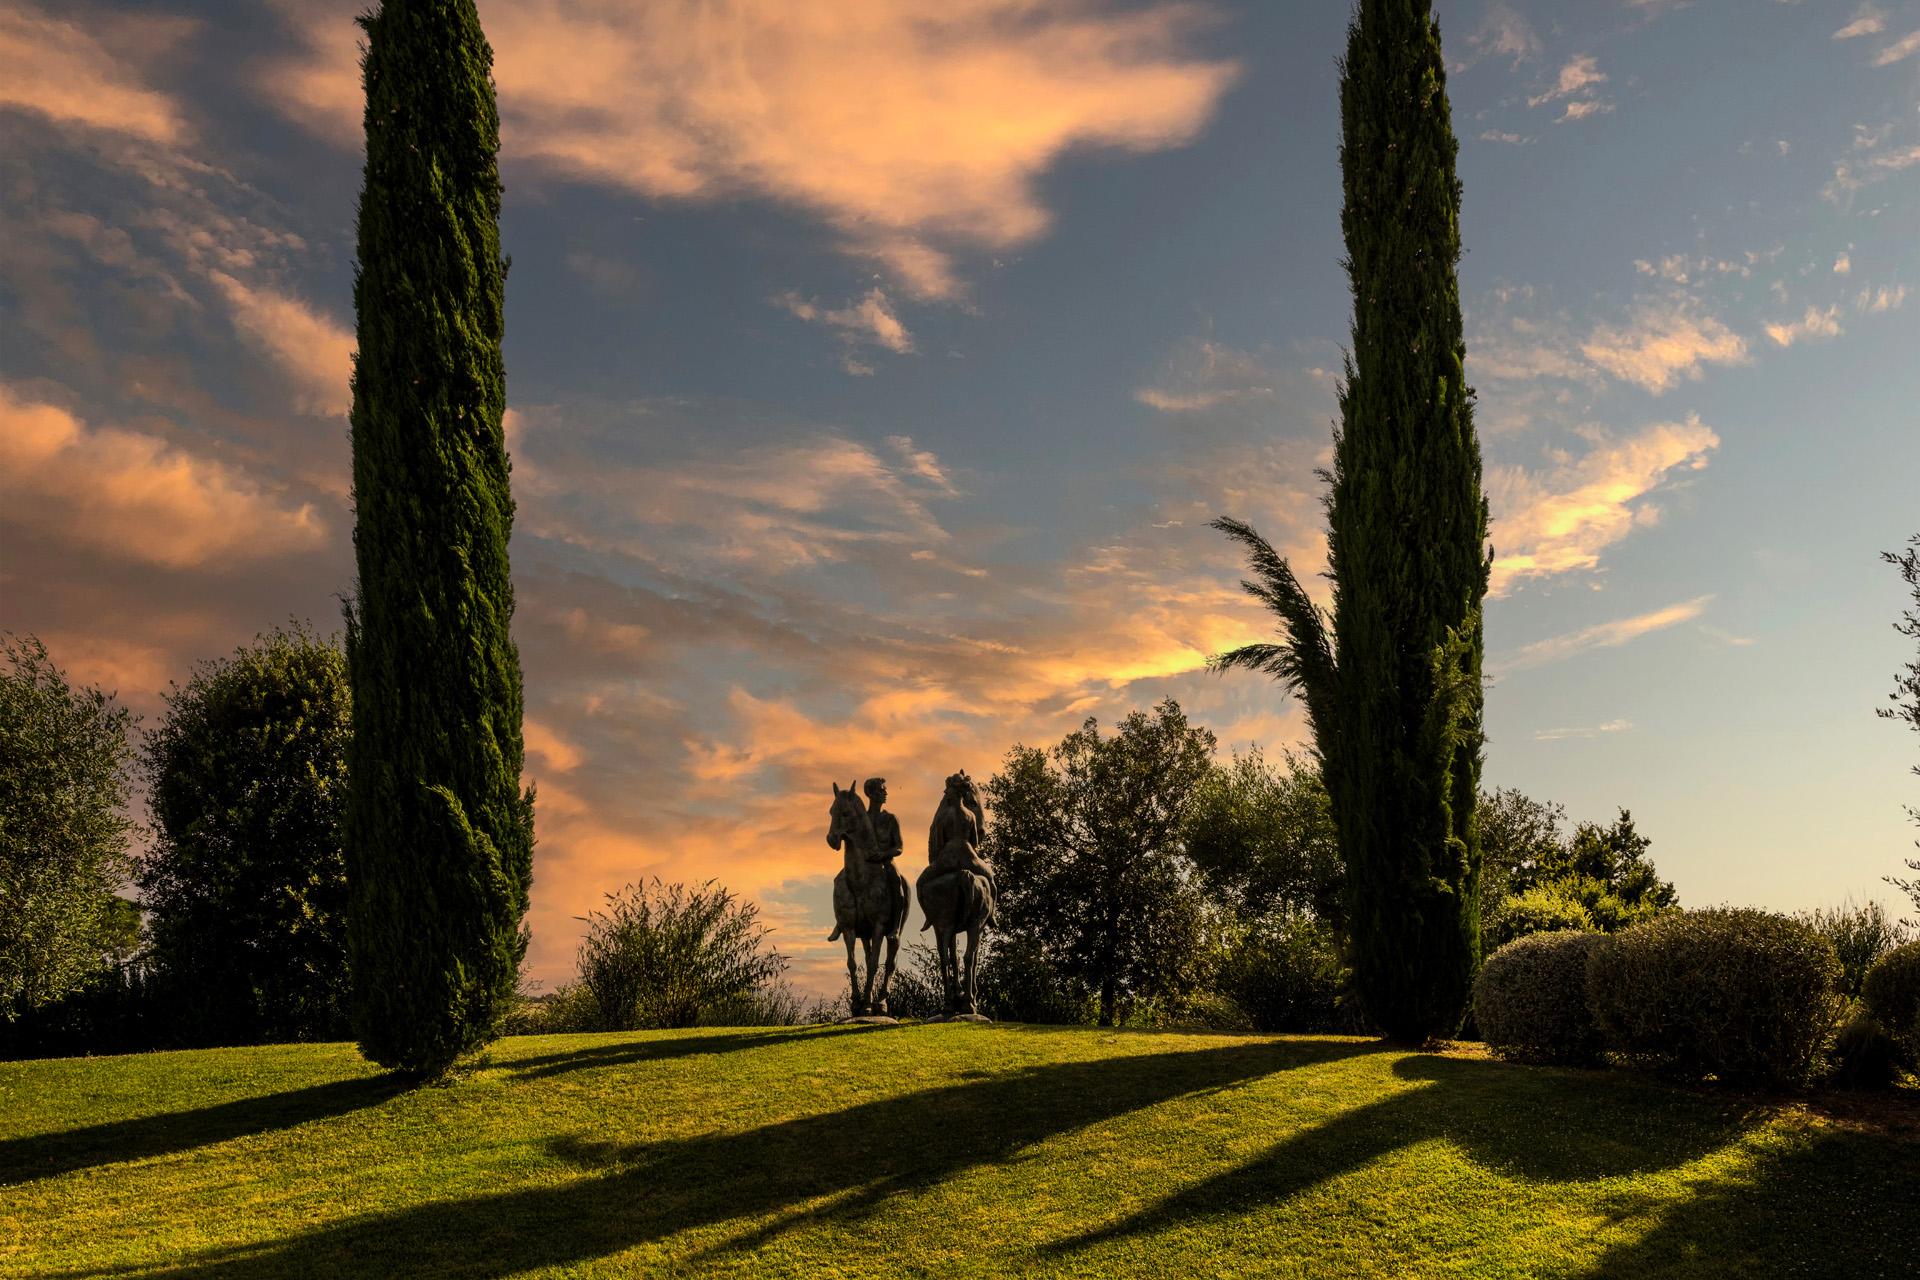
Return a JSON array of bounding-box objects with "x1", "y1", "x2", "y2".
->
[
  {"x1": 825, "y1": 778, "x2": 911, "y2": 1017},
  {"x1": 917, "y1": 770, "x2": 996, "y2": 1017}
]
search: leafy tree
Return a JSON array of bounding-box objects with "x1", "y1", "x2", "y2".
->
[
  {"x1": 0, "y1": 636, "x2": 136, "y2": 1020},
  {"x1": 576, "y1": 879, "x2": 785, "y2": 1030},
  {"x1": 1477, "y1": 787, "x2": 1567, "y2": 921},
  {"x1": 982, "y1": 699, "x2": 1218, "y2": 1026},
  {"x1": 1880, "y1": 535, "x2": 1919, "y2": 916},
  {"x1": 1514, "y1": 810, "x2": 1677, "y2": 910},
  {"x1": 346, "y1": 0, "x2": 534, "y2": 1074},
  {"x1": 139, "y1": 625, "x2": 351, "y2": 1043},
  {"x1": 1184, "y1": 748, "x2": 1343, "y2": 929},
  {"x1": 1211, "y1": 0, "x2": 1488, "y2": 1041}
]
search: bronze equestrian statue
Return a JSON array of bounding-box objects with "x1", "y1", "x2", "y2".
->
[
  {"x1": 826, "y1": 778, "x2": 910, "y2": 1016},
  {"x1": 917, "y1": 770, "x2": 996, "y2": 1016}
]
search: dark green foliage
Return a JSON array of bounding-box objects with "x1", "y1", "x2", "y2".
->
[
  {"x1": 982, "y1": 700, "x2": 1218, "y2": 1026},
  {"x1": 346, "y1": 0, "x2": 533, "y2": 1074},
  {"x1": 139, "y1": 625, "x2": 351, "y2": 1044},
  {"x1": 1586, "y1": 909, "x2": 1843, "y2": 1088},
  {"x1": 0, "y1": 635, "x2": 136, "y2": 1021},
  {"x1": 1212, "y1": 0, "x2": 1488, "y2": 1042},
  {"x1": 1880, "y1": 536, "x2": 1919, "y2": 913},
  {"x1": 977, "y1": 935, "x2": 1098, "y2": 1025},
  {"x1": 575, "y1": 880, "x2": 786, "y2": 1030},
  {"x1": 1515, "y1": 810, "x2": 1677, "y2": 908},
  {"x1": 1797, "y1": 899, "x2": 1911, "y2": 999},
  {"x1": 1473, "y1": 931, "x2": 1606, "y2": 1065},
  {"x1": 1184, "y1": 749, "x2": 1343, "y2": 928},
  {"x1": 1214, "y1": 916, "x2": 1354, "y2": 1033},
  {"x1": 1476, "y1": 787, "x2": 1566, "y2": 931},
  {"x1": 1826, "y1": 1009, "x2": 1904, "y2": 1090},
  {"x1": 1487, "y1": 809, "x2": 1676, "y2": 947},
  {"x1": 1860, "y1": 939, "x2": 1920, "y2": 1062}
]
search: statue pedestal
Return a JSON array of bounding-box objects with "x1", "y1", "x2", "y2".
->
[
  {"x1": 923, "y1": 1013, "x2": 992, "y2": 1024},
  {"x1": 837, "y1": 1015, "x2": 901, "y2": 1025}
]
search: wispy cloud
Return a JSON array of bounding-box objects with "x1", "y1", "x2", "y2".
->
[
  {"x1": 1496, "y1": 596, "x2": 1714, "y2": 673},
  {"x1": 775, "y1": 288, "x2": 915, "y2": 367},
  {"x1": 0, "y1": 5, "x2": 192, "y2": 144},
  {"x1": 1833, "y1": 5, "x2": 1887, "y2": 40},
  {"x1": 1133, "y1": 339, "x2": 1283, "y2": 415},
  {"x1": 1871, "y1": 28, "x2": 1920, "y2": 65},
  {"x1": 207, "y1": 273, "x2": 356, "y2": 415},
  {"x1": 261, "y1": 0, "x2": 1239, "y2": 301},
  {"x1": 0, "y1": 382, "x2": 327, "y2": 570},
  {"x1": 1533, "y1": 719, "x2": 1633, "y2": 742},
  {"x1": 1764, "y1": 304, "x2": 1843, "y2": 347},
  {"x1": 1488, "y1": 416, "x2": 1720, "y2": 595},
  {"x1": 1527, "y1": 53, "x2": 1610, "y2": 119},
  {"x1": 1465, "y1": 3, "x2": 1541, "y2": 68},
  {"x1": 1580, "y1": 298, "x2": 1749, "y2": 393},
  {"x1": 1856, "y1": 284, "x2": 1908, "y2": 312}
]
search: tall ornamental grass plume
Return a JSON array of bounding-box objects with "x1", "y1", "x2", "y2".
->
[
  {"x1": 1211, "y1": 0, "x2": 1489, "y2": 1042},
  {"x1": 576, "y1": 879, "x2": 787, "y2": 1030},
  {"x1": 345, "y1": 0, "x2": 534, "y2": 1077}
]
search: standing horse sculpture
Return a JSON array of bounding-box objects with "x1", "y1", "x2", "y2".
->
[
  {"x1": 826, "y1": 779, "x2": 910, "y2": 1017},
  {"x1": 917, "y1": 771, "x2": 996, "y2": 1017}
]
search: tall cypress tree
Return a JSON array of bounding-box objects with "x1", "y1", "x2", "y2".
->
[
  {"x1": 345, "y1": 0, "x2": 533, "y2": 1075},
  {"x1": 1212, "y1": 0, "x2": 1488, "y2": 1042}
]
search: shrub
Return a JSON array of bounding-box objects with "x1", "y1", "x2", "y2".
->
[
  {"x1": 1861, "y1": 939, "x2": 1920, "y2": 1063},
  {"x1": 1799, "y1": 900, "x2": 1912, "y2": 999},
  {"x1": 1827, "y1": 1008, "x2": 1905, "y2": 1090},
  {"x1": 978, "y1": 935, "x2": 1097, "y2": 1025},
  {"x1": 1586, "y1": 908, "x2": 1843, "y2": 1088},
  {"x1": 1473, "y1": 931, "x2": 1608, "y2": 1065},
  {"x1": 576, "y1": 879, "x2": 786, "y2": 1030},
  {"x1": 1488, "y1": 885, "x2": 1594, "y2": 949},
  {"x1": 1216, "y1": 917, "x2": 1354, "y2": 1033}
]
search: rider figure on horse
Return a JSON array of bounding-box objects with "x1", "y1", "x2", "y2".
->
[
  {"x1": 864, "y1": 777, "x2": 903, "y2": 864},
  {"x1": 925, "y1": 771, "x2": 998, "y2": 925}
]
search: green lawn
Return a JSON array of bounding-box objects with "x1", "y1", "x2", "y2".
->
[{"x1": 2, "y1": 1026, "x2": 1914, "y2": 1278}]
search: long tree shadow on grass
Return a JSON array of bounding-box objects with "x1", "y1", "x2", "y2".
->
[
  {"x1": 123, "y1": 1037, "x2": 1376, "y2": 1279},
  {"x1": 1053, "y1": 1054, "x2": 1909, "y2": 1272},
  {"x1": 0, "y1": 1074, "x2": 409, "y2": 1188},
  {"x1": 5, "y1": 1029, "x2": 836, "y2": 1188}
]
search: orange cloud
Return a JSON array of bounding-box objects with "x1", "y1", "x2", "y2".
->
[
  {"x1": 1494, "y1": 596, "x2": 1713, "y2": 673},
  {"x1": 1488, "y1": 415, "x2": 1719, "y2": 595},
  {"x1": 1580, "y1": 300, "x2": 1748, "y2": 393},
  {"x1": 0, "y1": 383, "x2": 327, "y2": 571},
  {"x1": 262, "y1": 0, "x2": 1238, "y2": 299},
  {"x1": 0, "y1": 5, "x2": 190, "y2": 144},
  {"x1": 207, "y1": 272, "x2": 356, "y2": 417}
]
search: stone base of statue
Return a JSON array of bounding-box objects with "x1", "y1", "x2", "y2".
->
[
  {"x1": 923, "y1": 1012, "x2": 992, "y2": 1024},
  {"x1": 837, "y1": 1014, "x2": 901, "y2": 1025}
]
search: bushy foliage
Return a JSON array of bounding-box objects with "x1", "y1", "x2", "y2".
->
[
  {"x1": 1860, "y1": 939, "x2": 1920, "y2": 1063},
  {"x1": 0, "y1": 635, "x2": 136, "y2": 1021},
  {"x1": 1487, "y1": 885, "x2": 1594, "y2": 948},
  {"x1": 1587, "y1": 909, "x2": 1843, "y2": 1088},
  {"x1": 139, "y1": 625, "x2": 350, "y2": 1044},
  {"x1": 1477, "y1": 787, "x2": 1567, "y2": 933},
  {"x1": 1474, "y1": 932, "x2": 1608, "y2": 1065},
  {"x1": 1827, "y1": 1009, "x2": 1906, "y2": 1090},
  {"x1": 982, "y1": 700, "x2": 1219, "y2": 1026},
  {"x1": 1798, "y1": 900, "x2": 1912, "y2": 998},
  {"x1": 1184, "y1": 749, "x2": 1342, "y2": 927},
  {"x1": 346, "y1": 0, "x2": 533, "y2": 1076},
  {"x1": 1208, "y1": 1, "x2": 1488, "y2": 1043},
  {"x1": 576, "y1": 879, "x2": 786, "y2": 1031},
  {"x1": 1214, "y1": 916, "x2": 1354, "y2": 1033},
  {"x1": 977, "y1": 935, "x2": 1097, "y2": 1025},
  {"x1": 880, "y1": 944, "x2": 951, "y2": 1021}
]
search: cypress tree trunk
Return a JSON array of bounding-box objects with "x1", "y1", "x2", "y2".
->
[
  {"x1": 345, "y1": 0, "x2": 533, "y2": 1075},
  {"x1": 1329, "y1": 0, "x2": 1489, "y2": 1041}
]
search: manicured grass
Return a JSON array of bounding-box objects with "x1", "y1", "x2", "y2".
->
[{"x1": 2, "y1": 1026, "x2": 1914, "y2": 1277}]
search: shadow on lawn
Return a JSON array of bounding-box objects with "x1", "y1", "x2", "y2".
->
[
  {"x1": 125, "y1": 1037, "x2": 1375, "y2": 1279},
  {"x1": 0, "y1": 1074, "x2": 408, "y2": 1188},
  {"x1": 4, "y1": 1029, "x2": 844, "y2": 1188},
  {"x1": 1055, "y1": 1054, "x2": 1916, "y2": 1275}
]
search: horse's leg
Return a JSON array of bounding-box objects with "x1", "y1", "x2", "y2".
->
[
  {"x1": 844, "y1": 933, "x2": 862, "y2": 1017},
  {"x1": 877, "y1": 931, "x2": 899, "y2": 1015},
  {"x1": 861, "y1": 934, "x2": 881, "y2": 1014},
  {"x1": 962, "y1": 923, "x2": 981, "y2": 1015},
  {"x1": 939, "y1": 927, "x2": 959, "y2": 1015}
]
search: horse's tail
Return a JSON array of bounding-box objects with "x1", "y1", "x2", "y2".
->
[{"x1": 828, "y1": 923, "x2": 843, "y2": 942}]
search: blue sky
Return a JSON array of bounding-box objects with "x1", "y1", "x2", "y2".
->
[{"x1": 2, "y1": 0, "x2": 1915, "y2": 991}]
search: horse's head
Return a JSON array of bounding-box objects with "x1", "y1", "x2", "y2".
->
[{"x1": 827, "y1": 780, "x2": 867, "y2": 850}]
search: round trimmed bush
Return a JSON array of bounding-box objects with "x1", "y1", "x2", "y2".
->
[
  {"x1": 1473, "y1": 931, "x2": 1608, "y2": 1064},
  {"x1": 1586, "y1": 908, "x2": 1843, "y2": 1088},
  {"x1": 1861, "y1": 939, "x2": 1920, "y2": 1064}
]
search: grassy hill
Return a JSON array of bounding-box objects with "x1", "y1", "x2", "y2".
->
[{"x1": 3, "y1": 1025, "x2": 1914, "y2": 1278}]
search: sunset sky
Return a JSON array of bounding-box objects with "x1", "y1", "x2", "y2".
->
[{"x1": 2, "y1": 0, "x2": 1916, "y2": 994}]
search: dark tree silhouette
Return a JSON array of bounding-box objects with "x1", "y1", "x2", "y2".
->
[
  {"x1": 1211, "y1": 0, "x2": 1488, "y2": 1041},
  {"x1": 1882, "y1": 535, "x2": 1920, "y2": 914},
  {"x1": 345, "y1": 0, "x2": 533, "y2": 1075}
]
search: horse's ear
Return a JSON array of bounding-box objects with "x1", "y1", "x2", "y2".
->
[{"x1": 831, "y1": 781, "x2": 840, "y2": 796}]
